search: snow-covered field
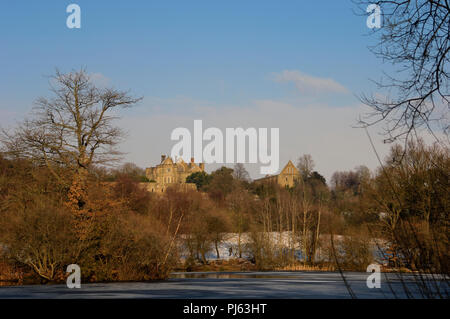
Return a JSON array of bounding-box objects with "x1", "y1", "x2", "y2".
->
[
  {"x1": 179, "y1": 231, "x2": 387, "y2": 263},
  {"x1": 179, "y1": 231, "x2": 303, "y2": 261}
]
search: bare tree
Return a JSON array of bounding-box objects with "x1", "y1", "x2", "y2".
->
[
  {"x1": 228, "y1": 186, "x2": 252, "y2": 258},
  {"x1": 355, "y1": 0, "x2": 449, "y2": 144},
  {"x1": 232, "y1": 163, "x2": 251, "y2": 182},
  {"x1": 297, "y1": 154, "x2": 315, "y2": 179},
  {"x1": 1, "y1": 68, "x2": 142, "y2": 207},
  {"x1": 206, "y1": 211, "x2": 230, "y2": 259}
]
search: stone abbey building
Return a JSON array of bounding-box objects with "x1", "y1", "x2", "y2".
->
[
  {"x1": 144, "y1": 155, "x2": 299, "y2": 193},
  {"x1": 254, "y1": 160, "x2": 300, "y2": 188},
  {"x1": 144, "y1": 155, "x2": 204, "y2": 193}
]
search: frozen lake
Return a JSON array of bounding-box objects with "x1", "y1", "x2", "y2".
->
[{"x1": 0, "y1": 271, "x2": 446, "y2": 299}]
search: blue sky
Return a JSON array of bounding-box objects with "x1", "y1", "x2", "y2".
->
[
  {"x1": 0, "y1": 1, "x2": 384, "y2": 105},
  {"x1": 0, "y1": 1, "x2": 402, "y2": 180}
]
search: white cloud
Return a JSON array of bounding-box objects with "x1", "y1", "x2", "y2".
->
[
  {"x1": 89, "y1": 73, "x2": 110, "y2": 88},
  {"x1": 273, "y1": 70, "x2": 349, "y2": 94}
]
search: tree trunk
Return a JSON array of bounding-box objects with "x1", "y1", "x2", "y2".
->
[
  {"x1": 215, "y1": 241, "x2": 220, "y2": 259},
  {"x1": 238, "y1": 212, "x2": 242, "y2": 258},
  {"x1": 303, "y1": 207, "x2": 307, "y2": 264},
  {"x1": 201, "y1": 248, "x2": 207, "y2": 264},
  {"x1": 312, "y1": 207, "x2": 321, "y2": 264}
]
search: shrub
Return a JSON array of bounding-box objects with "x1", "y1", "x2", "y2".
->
[
  {"x1": 0, "y1": 205, "x2": 76, "y2": 282},
  {"x1": 89, "y1": 211, "x2": 176, "y2": 281}
]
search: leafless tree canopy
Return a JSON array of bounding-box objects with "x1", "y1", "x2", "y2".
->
[
  {"x1": 232, "y1": 163, "x2": 250, "y2": 182},
  {"x1": 356, "y1": 0, "x2": 449, "y2": 143},
  {"x1": 297, "y1": 154, "x2": 315, "y2": 179},
  {"x1": 1, "y1": 68, "x2": 142, "y2": 182}
]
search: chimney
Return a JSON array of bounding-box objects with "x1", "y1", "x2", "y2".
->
[
  {"x1": 199, "y1": 163, "x2": 205, "y2": 171},
  {"x1": 161, "y1": 155, "x2": 166, "y2": 163}
]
